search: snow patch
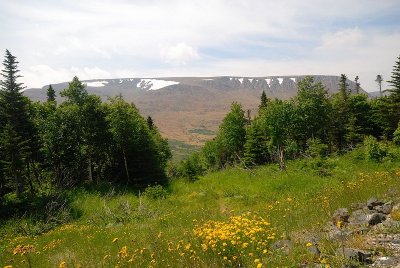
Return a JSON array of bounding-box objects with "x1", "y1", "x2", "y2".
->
[
  {"x1": 85, "y1": 81, "x2": 109, "y2": 87},
  {"x1": 238, "y1": 78, "x2": 243, "y2": 84},
  {"x1": 229, "y1": 77, "x2": 233, "y2": 81},
  {"x1": 290, "y1": 77, "x2": 296, "y2": 82},
  {"x1": 203, "y1": 78, "x2": 214, "y2": 81},
  {"x1": 277, "y1": 78, "x2": 283, "y2": 84},
  {"x1": 249, "y1": 78, "x2": 253, "y2": 83},
  {"x1": 119, "y1": 79, "x2": 123, "y2": 84},
  {"x1": 265, "y1": 78, "x2": 271, "y2": 85},
  {"x1": 136, "y1": 79, "x2": 179, "y2": 90}
]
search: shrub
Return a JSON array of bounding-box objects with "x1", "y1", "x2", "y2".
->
[
  {"x1": 393, "y1": 122, "x2": 400, "y2": 146},
  {"x1": 143, "y1": 185, "x2": 168, "y2": 199},
  {"x1": 363, "y1": 136, "x2": 387, "y2": 162},
  {"x1": 305, "y1": 138, "x2": 328, "y2": 158}
]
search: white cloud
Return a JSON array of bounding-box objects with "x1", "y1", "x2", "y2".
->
[
  {"x1": 0, "y1": 0, "x2": 398, "y2": 92},
  {"x1": 159, "y1": 43, "x2": 200, "y2": 65}
]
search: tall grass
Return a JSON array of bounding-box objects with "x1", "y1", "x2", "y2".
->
[{"x1": 1, "y1": 147, "x2": 400, "y2": 267}]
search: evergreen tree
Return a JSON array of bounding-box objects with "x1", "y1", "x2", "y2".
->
[
  {"x1": 147, "y1": 116, "x2": 154, "y2": 130},
  {"x1": 376, "y1": 75, "x2": 383, "y2": 97},
  {"x1": 243, "y1": 119, "x2": 268, "y2": 167},
  {"x1": 0, "y1": 50, "x2": 36, "y2": 196},
  {"x1": 354, "y1": 76, "x2": 360, "y2": 94},
  {"x1": 46, "y1": 84, "x2": 56, "y2": 103},
  {"x1": 259, "y1": 90, "x2": 269, "y2": 111},
  {"x1": 339, "y1": 74, "x2": 350, "y2": 100},
  {"x1": 387, "y1": 55, "x2": 400, "y2": 101}
]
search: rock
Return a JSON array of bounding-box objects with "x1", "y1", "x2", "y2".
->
[
  {"x1": 368, "y1": 213, "x2": 387, "y2": 226},
  {"x1": 333, "y1": 208, "x2": 350, "y2": 224},
  {"x1": 375, "y1": 203, "x2": 393, "y2": 215},
  {"x1": 349, "y1": 209, "x2": 370, "y2": 225},
  {"x1": 307, "y1": 244, "x2": 321, "y2": 256},
  {"x1": 271, "y1": 240, "x2": 292, "y2": 255},
  {"x1": 367, "y1": 198, "x2": 385, "y2": 210},
  {"x1": 372, "y1": 256, "x2": 400, "y2": 266},
  {"x1": 336, "y1": 248, "x2": 373, "y2": 264}
]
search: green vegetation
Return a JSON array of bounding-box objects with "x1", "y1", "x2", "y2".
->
[
  {"x1": 188, "y1": 128, "x2": 215, "y2": 136},
  {"x1": 1, "y1": 50, "x2": 400, "y2": 267},
  {"x1": 1, "y1": 146, "x2": 400, "y2": 267}
]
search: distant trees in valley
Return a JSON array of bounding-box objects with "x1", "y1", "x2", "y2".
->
[{"x1": 175, "y1": 55, "x2": 400, "y2": 179}]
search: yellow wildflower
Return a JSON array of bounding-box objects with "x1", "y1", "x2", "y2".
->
[
  {"x1": 257, "y1": 264, "x2": 263, "y2": 268},
  {"x1": 306, "y1": 242, "x2": 313, "y2": 247},
  {"x1": 59, "y1": 261, "x2": 67, "y2": 268}
]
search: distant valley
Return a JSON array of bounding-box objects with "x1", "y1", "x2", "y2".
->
[{"x1": 24, "y1": 75, "x2": 365, "y2": 153}]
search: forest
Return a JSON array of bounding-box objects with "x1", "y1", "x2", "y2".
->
[
  {"x1": 174, "y1": 55, "x2": 400, "y2": 180},
  {"x1": 0, "y1": 50, "x2": 171, "y2": 203}
]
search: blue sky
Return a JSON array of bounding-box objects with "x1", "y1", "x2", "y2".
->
[{"x1": 0, "y1": 0, "x2": 399, "y2": 91}]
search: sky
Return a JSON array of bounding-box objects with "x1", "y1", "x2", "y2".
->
[{"x1": 0, "y1": 0, "x2": 399, "y2": 92}]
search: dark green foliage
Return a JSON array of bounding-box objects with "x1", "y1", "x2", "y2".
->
[
  {"x1": 0, "y1": 50, "x2": 38, "y2": 197},
  {"x1": 259, "y1": 100, "x2": 297, "y2": 170},
  {"x1": 339, "y1": 74, "x2": 350, "y2": 100},
  {"x1": 202, "y1": 102, "x2": 247, "y2": 169},
  {"x1": 387, "y1": 55, "x2": 400, "y2": 100},
  {"x1": 243, "y1": 119, "x2": 269, "y2": 167},
  {"x1": 294, "y1": 76, "x2": 331, "y2": 147},
  {"x1": 363, "y1": 136, "x2": 388, "y2": 162},
  {"x1": 259, "y1": 90, "x2": 269, "y2": 111},
  {"x1": 354, "y1": 76, "x2": 360, "y2": 94},
  {"x1": 143, "y1": 185, "x2": 168, "y2": 199},
  {"x1": 46, "y1": 85, "x2": 56, "y2": 103},
  {"x1": 305, "y1": 138, "x2": 328, "y2": 158},
  {"x1": 106, "y1": 97, "x2": 168, "y2": 185},
  {"x1": 393, "y1": 122, "x2": 400, "y2": 146}
]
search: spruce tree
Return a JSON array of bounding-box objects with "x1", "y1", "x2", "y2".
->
[
  {"x1": 259, "y1": 90, "x2": 269, "y2": 111},
  {"x1": 0, "y1": 50, "x2": 35, "y2": 196},
  {"x1": 387, "y1": 55, "x2": 400, "y2": 101},
  {"x1": 47, "y1": 84, "x2": 56, "y2": 102},
  {"x1": 339, "y1": 74, "x2": 349, "y2": 100},
  {"x1": 354, "y1": 76, "x2": 360, "y2": 94},
  {"x1": 376, "y1": 75, "x2": 383, "y2": 97}
]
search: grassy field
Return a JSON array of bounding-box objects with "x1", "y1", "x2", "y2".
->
[{"x1": 1, "y1": 147, "x2": 400, "y2": 267}]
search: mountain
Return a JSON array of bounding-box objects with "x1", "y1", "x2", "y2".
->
[{"x1": 24, "y1": 75, "x2": 365, "y2": 148}]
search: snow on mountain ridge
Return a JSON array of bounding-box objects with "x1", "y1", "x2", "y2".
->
[{"x1": 136, "y1": 79, "x2": 179, "y2": 90}]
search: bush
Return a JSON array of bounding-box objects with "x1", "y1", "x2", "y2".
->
[
  {"x1": 143, "y1": 185, "x2": 168, "y2": 200},
  {"x1": 305, "y1": 138, "x2": 328, "y2": 158},
  {"x1": 363, "y1": 136, "x2": 388, "y2": 162},
  {"x1": 393, "y1": 122, "x2": 400, "y2": 146}
]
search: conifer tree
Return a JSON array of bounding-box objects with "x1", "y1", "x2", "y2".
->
[
  {"x1": 259, "y1": 90, "x2": 269, "y2": 111},
  {"x1": 0, "y1": 50, "x2": 35, "y2": 196},
  {"x1": 339, "y1": 74, "x2": 349, "y2": 100},
  {"x1": 375, "y1": 75, "x2": 383, "y2": 98},
  {"x1": 46, "y1": 84, "x2": 56, "y2": 103},
  {"x1": 354, "y1": 76, "x2": 360, "y2": 94},
  {"x1": 387, "y1": 55, "x2": 400, "y2": 101}
]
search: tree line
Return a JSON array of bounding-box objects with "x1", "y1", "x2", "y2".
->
[
  {"x1": 0, "y1": 50, "x2": 171, "y2": 201},
  {"x1": 175, "y1": 55, "x2": 400, "y2": 179}
]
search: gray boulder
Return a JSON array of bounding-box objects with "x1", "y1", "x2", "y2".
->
[
  {"x1": 367, "y1": 213, "x2": 386, "y2": 226},
  {"x1": 367, "y1": 197, "x2": 385, "y2": 210}
]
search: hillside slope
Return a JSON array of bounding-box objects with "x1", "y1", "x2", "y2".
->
[{"x1": 24, "y1": 75, "x2": 364, "y2": 146}]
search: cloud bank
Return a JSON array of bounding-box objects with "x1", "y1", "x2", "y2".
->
[{"x1": 0, "y1": 0, "x2": 399, "y2": 91}]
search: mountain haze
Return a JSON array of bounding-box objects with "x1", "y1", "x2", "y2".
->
[{"x1": 24, "y1": 75, "x2": 365, "y2": 147}]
